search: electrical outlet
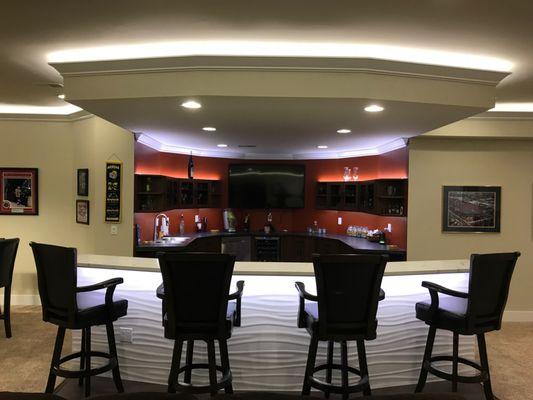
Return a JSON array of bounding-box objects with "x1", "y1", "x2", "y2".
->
[
  {"x1": 110, "y1": 225, "x2": 118, "y2": 235},
  {"x1": 337, "y1": 217, "x2": 342, "y2": 225},
  {"x1": 118, "y1": 327, "x2": 133, "y2": 343}
]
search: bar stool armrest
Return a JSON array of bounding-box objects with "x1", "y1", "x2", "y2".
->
[
  {"x1": 156, "y1": 282, "x2": 165, "y2": 299},
  {"x1": 77, "y1": 277, "x2": 124, "y2": 318},
  {"x1": 295, "y1": 281, "x2": 317, "y2": 328},
  {"x1": 228, "y1": 280, "x2": 245, "y2": 327},
  {"x1": 379, "y1": 288, "x2": 385, "y2": 301},
  {"x1": 421, "y1": 281, "x2": 468, "y2": 318}
]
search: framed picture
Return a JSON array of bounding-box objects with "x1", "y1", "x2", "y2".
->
[
  {"x1": 442, "y1": 186, "x2": 501, "y2": 233},
  {"x1": 0, "y1": 168, "x2": 39, "y2": 215},
  {"x1": 77, "y1": 168, "x2": 89, "y2": 196},
  {"x1": 76, "y1": 200, "x2": 90, "y2": 225}
]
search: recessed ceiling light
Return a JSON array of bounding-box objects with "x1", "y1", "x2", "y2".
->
[
  {"x1": 57, "y1": 94, "x2": 66, "y2": 100},
  {"x1": 364, "y1": 104, "x2": 384, "y2": 113},
  {"x1": 217, "y1": 144, "x2": 228, "y2": 148},
  {"x1": 181, "y1": 100, "x2": 202, "y2": 109},
  {"x1": 317, "y1": 145, "x2": 329, "y2": 149},
  {"x1": 337, "y1": 128, "x2": 351, "y2": 134},
  {"x1": 202, "y1": 126, "x2": 216, "y2": 132}
]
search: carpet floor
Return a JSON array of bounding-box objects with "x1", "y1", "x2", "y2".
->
[{"x1": 0, "y1": 307, "x2": 531, "y2": 399}]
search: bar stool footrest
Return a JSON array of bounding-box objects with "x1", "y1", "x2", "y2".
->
[
  {"x1": 54, "y1": 351, "x2": 117, "y2": 379},
  {"x1": 426, "y1": 355, "x2": 488, "y2": 384},
  {"x1": 173, "y1": 363, "x2": 232, "y2": 393},
  {"x1": 309, "y1": 362, "x2": 369, "y2": 394}
]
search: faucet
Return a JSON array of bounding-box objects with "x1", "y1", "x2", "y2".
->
[{"x1": 154, "y1": 213, "x2": 170, "y2": 241}]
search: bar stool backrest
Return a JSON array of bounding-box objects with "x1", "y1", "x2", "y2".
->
[
  {"x1": 0, "y1": 238, "x2": 19, "y2": 287},
  {"x1": 312, "y1": 254, "x2": 387, "y2": 339},
  {"x1": 158, "y1": 252, "x2": 235, "y2": 336},
  {"x1": 467, "y1": 252, "x2": 520, "y2": 331},
  {"x1": 30, "y1": 242, "x2": 78, "y2": 324}
]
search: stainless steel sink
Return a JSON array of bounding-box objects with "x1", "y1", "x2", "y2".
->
[{"x1": 153, "y1": 236, "x2": 190, "y2": 245}]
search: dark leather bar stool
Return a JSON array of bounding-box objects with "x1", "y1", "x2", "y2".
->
[
  {"x1": 156, "y1": 252, "x2": 244, "y2": 395},
  {"x1": 415, "y1": 252, "x2": 520, "y2": 400},
  {"x1": 0, "y1": 238, "x2": 19, "y2": 338},
  {"x1": 30, "y1": 242, "x2": 128, "y2": 397},
  {"x1": 296, "y1": 254, "x2": 388, "y2": 399}
]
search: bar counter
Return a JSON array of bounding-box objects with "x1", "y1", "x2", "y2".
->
[{"x1": 75, "y1": 255, "x2": 473, "y2": 391}]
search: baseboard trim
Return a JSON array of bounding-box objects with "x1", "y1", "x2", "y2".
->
[
  {"x1": 503, "y1": 311, "x2": 533, "y2": 322},
  {"x1": 11, "y1": 294, "x2": 41, "y2": 306}
]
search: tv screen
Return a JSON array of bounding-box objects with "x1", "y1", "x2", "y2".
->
[{"x1": 228, "y1": 164, "x2": 305, "y2": 209}]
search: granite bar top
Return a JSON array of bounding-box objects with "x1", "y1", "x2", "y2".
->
[
  {"x1": 78, "y1": 254, "x2": 469, "y2": 276},
  {"x1": 136, "y1": 231, "x2": 405, "y2": 254}
]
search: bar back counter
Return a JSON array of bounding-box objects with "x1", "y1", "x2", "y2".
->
[{"x1": 75, "y1": 255, "x2": 472, "y2": 391}]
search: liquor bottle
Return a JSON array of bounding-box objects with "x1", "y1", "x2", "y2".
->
[
  {"x1": 243, "y1": 214, "x2": 250, "y2": 232},
  {"x1": 187, "y1": 152, "x2": 194, "y2": 179},
  {"x1": 202, "y1": 216, "x2": 208, "y2": 232},
  {"x1": 179, "y1": 214, "x2": 185, "y2": 235}
]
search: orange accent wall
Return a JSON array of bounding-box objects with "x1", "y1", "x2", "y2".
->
[{"x1": 135, "y1": 143, "x2": 408, "y2": 249}]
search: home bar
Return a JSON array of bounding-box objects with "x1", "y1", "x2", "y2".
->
[{"x1": 1, "y1": 5, "x2": 533, "y2": 400}]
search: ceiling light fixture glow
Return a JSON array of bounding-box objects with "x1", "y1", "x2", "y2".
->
[
  {"x1": 181, "y1": 100, "x2": 202, "y2": 109},
  {"x1": 336, "y1": 129, "x2": 351, "y2": 134},
  {"x1": 202, "y1": 126, "x2": 216, "y2": 132},
  {"x1": 0, "y1": 103, "x2": 82, "y2": 115},
  {"x1": 217, "y1": 144, "x2": 228, "y2": 148},
  {"x1": 47, "y1": 41, "x2": 513, "y2": 72},
  {"x1": 317, "y1": 145, "x2": 329, "y2": 149},
  {"x1": 57, "y1": 94, "x2": 66, "y2": 100},
  {"x1": 488, "y1": 103, "x2": 533, "y2": 112},
  {"x1": 364, "y1": 105, "x2": 384, "y2": 113}
]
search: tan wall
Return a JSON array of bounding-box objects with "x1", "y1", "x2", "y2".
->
[
  {"x1": 0, "y1": 116, "x2": 134, "y2": 301},
  {"x1": 407, "y1": 137, "x2": 533, "y2": 311}
]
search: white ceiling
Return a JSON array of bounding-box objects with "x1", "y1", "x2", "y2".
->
[{"x1": 1, "y1": 0, "x2": 533, "y2": 108}]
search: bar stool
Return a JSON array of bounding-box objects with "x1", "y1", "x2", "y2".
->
[
  {"x1": 157, "y1": 252, "x2": 244, "y2": 395},
  {"x1": 30, "y1": 242, "x2": 128, "y2": 397},
  {"x1": 296, "y1": 254, "x2": 387, "y2": 399},
  {"x1": 0, "y1": 238, "x2": 19, "y2": 338},
  {"x1": 415, "y1": 252, "x2": 520, "y2": 400}
]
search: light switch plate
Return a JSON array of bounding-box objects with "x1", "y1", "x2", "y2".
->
[
  {"x1": 337, "y1": 217, "x2": 342, "y2": 225},
  {"x1": 110, "y1": 225, "x2": 118, "y2": 235}
]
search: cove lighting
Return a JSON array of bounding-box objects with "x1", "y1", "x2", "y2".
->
[
  {"x1": 0, "y1": 103, "x2": 82, "y2": 115},
  {"x1": 364, "y1": 105, "x2": 384, "y2": 113},
  {"x1": 202, "y1": 126, "x2": 217, "y2": 132},
  {"x1": 181, "y1": 100, "x2": 202, "y2": 109},
  {"x1": 317, "y1": 145, "x2": 329, "y2": 149},
  {"x1": 337, "y1": 129, "x2": 351, "y2": 134},
  {"x1": 217, "y1": 144, "x2": 228, "y2": 148},
  {"x1": 47, "y1": 41, "x2": 513, "y2": 72},
  {"x1": 488, "y1": 103, "x2": 533, "y2": 112}
]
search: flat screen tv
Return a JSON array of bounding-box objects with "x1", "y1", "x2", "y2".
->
[{"x1": 228, "y1": 164, "x2": 305, "y2": 209}]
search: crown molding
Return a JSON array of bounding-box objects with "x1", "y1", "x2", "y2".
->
[
  {"x1": 0, "y1": 110, "x2": 92, "y2": 122},
  {"x1": 137, "y1": 133, "x2": 408, "y2": 160}
]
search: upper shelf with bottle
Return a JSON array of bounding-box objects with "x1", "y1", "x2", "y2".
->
[
  {"x1": 315, "y1": 178, "x2": 408, "y2": 217},
  {"x1": 135, "y1": 174, "x2": 221, "y2": 213}
]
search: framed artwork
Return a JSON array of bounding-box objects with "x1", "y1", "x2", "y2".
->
[
  {"x1": 77, "y1": 168, "x2": 89, "y2": 196},
  {"x1": 0, "y1": 168, "x2": 39, "y2": 215},
  {"x1": 105, "y1": 161, "x2": 122, "y2": 222},
  {"x1": 76, "y1": 200, "x2": 90, "y2": 225},
  {"x1": 442, "y1": 186, "x2": 501, "y2": 233}
]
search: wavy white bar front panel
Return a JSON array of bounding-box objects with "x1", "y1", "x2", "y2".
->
[{"x1": 75, "y1": 267, "x2": 474, "y2": 390}]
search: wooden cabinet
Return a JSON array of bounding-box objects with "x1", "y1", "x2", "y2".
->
[
  {"x1": 135, "y1": 175, "x2": 221, "y2": 212},
  {"x1": 316, "y1": 178, "x2": 407, "y2": 216},
  {"x1": 281, "y1": 236, "x2": 314, "y2": 262}
]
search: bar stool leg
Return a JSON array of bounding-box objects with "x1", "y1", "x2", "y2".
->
[
  {"x1": 85, "y1": 327, "x2": 92, "y2": 398},
  {"x1": 79, "y1": 329, "x2": 86, "y2": 386},
  {"x1": 168, "y1": 339, "x2": 183, "y2": 393},
  {"x1": 452, "y1": 332, "x2": 459, "y2": 392},
  {"x1": 45, "y1": 326, "x2": 66, "y2": 393},
  {"x1": 325, "y1": 340, "x2": 334, "y2": 399},
  {"x1": 184, "y1": 340, "x2": 194, "y2": 384},
  {"x1": 302, "y1": 333, "x2": 319, "y2": 395},
  {"x1": 3, "y1": 285, "x2": 11, "y2": 338},
  {"x1": 357, "y1": 339, "x2": 372, "y2": 396},
  {"x1": 207, "y1": 339, "x2": 218, "y2": 396},
  {"x1": 415, "y1": 326, "x2": 437, "y2": 393},
  {"x1": 106, "y1": 322, "x2": 124, "y2": 392},
  {"x1": 341, "y1": 341, "x2": 349, "y2": 400},
  {"x1": 477, "y1": 333, "x2": 495, "y2": 400},
  {"x1": 219, "y1": 338, "x2": 234, "y2": 394}
]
